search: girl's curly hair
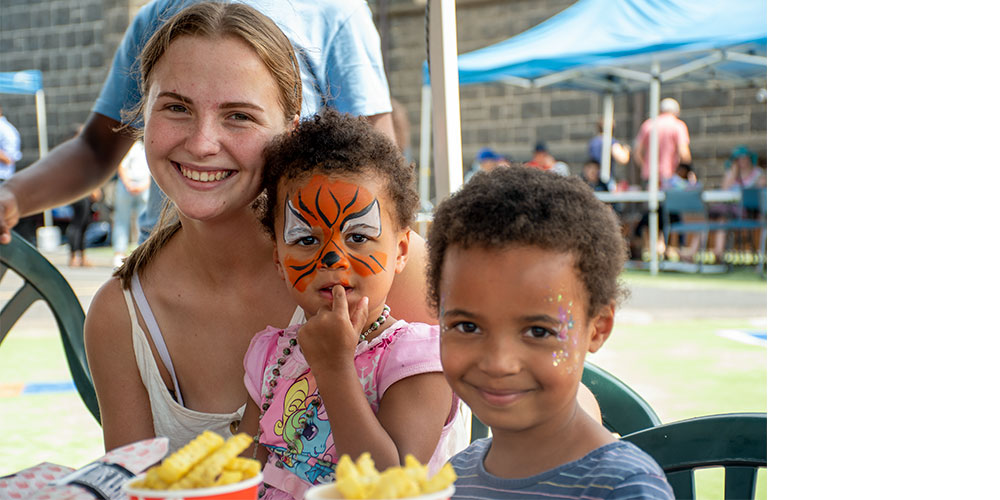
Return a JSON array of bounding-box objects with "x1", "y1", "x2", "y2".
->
[{"x1": 258, "y1": 108, "x2": 418, "y2": 237}]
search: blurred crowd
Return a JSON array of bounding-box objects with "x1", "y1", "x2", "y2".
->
[{"x1": 464, "y1": 97, "x2": 766, "y2": 266}]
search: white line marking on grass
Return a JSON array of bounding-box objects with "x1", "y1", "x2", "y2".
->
[{"x1": 717, "y1": 329, "x2": 767, "y2": 347}]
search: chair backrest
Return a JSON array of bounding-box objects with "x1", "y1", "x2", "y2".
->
[
  {"x1": 622, "y1": 412, "x2": 766, "y2": 500},
  {"x1": 469, "y1": 361, "x2": 660, "y2": 441},
  {"x1": 582, "y1": 361, "x2": 661, "y2": 436},
  {"x1": 741, "y1": 188, "x2": 766, "y2": 215},
  {"x1": 0, "y1": 232, "x2": 100, "y2": 423},
  {"x1": 663, "y1": 189, "x2": 706, "y2": 215}
]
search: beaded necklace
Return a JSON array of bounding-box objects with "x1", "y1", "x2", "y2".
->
[{"x1": 252, "y1": 305, "x2": 391, "y2": 493}]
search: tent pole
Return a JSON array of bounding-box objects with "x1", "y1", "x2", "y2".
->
[
  {"x1": 428, "y1": 0, "x2": 463, "y2": 204},
  {"x1": 646, "y1": 64, "x2": 661, "y2": 276},
  {"x1": 600, "y1": 92, "x2": 613, "y2": 184},
  {"x1": 418, "y1": 84, "x2": 432, "y2": 211},
  {"x1": 35, "y1": 89, "x2": 52, "y2": 227}
]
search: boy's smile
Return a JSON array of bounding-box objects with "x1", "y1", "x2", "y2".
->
[{"x1": 439, "y1": 245, "x2": 613, "y2": 436}]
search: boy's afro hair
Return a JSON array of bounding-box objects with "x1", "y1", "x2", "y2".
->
[
  {"x1": 426, "y1": 166, "x2": 627, "y2": 317},
  {"x1": 258, "y1": 108, "x2": 418, "y2": 237}
]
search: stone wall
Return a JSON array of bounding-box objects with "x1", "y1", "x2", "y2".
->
[{"x1": 2, "y1": 0, "x2": 765, "y2": 188}]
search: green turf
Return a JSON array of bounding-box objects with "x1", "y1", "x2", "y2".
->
[
  {"x1": 0, "y1": 334, "x2": 104, "y2": 472},
  {"x1": 622, "y1": 267, "x2": 768, "y2": 291}
]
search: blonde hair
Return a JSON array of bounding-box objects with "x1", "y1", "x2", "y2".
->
[{"x1": 115, "y1": 2, "x2": 302, "y2": 286}]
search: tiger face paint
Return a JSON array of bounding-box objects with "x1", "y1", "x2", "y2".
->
[{"x1": 281, "y1": 175, "x2": 389, "y2": 292}]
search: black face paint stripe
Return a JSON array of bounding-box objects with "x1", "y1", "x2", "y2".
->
[
  {"x1": 349, "y1": 254, "x2": 376, "y2": 275},
  {"x1": 291, "y1": 263, "x2": 317, "y2": 289},
  {"x1": 290, "y1": 261, "x2": 315, "y2": 271},
  {"x1": 295, "y1": 192, "x2": 316, "y2": 220},
  {"x1": 287, "y1": 199, "x2": 310, "y2": 227},
  {"x1": 314, "y1": 187, "x2": 336, "y2": 228},
  {"x1": 368, "y1": 255, "x2": 386, "y2": 271},
  {"x1": 340, "y1": 186, "x2": 360, "y2": 214}
]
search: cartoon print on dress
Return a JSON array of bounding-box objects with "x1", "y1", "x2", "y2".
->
[
  {"x1": 269, "y1": 375, "x2": 336, "y2": 484},
  {"x1": 283, "y1": 175, "x2": 387, "y2": 292}
]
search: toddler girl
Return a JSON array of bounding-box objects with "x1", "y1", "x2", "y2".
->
[
  {"x1": 237, "y1": 109, "x2": 462, "y2": 499},
  {"x1": 427, "y1": 167, "x2": 674, "y2": 499}
]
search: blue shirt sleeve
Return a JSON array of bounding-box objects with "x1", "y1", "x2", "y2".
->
[
  {"x1": 608, "y1": 472, "x2": 676, "y2": 499},
  {"x1": 318, "y1": 2, "x2": 392, "y2": 117}
]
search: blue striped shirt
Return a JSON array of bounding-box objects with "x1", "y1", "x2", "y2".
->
[{"x1": 450, "y1": 438, "x2": 674, "y2": 499}]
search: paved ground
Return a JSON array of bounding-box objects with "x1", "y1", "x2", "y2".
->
[{"x1": 1, "y1": 244, "x2": 766, "y2": 473}]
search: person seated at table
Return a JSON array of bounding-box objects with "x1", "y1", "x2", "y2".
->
[
  {"x1": 427, "y1": 167, "x2": 674, "y2": 499},
  {"x1": 706, "y1": 145, "x2": 766, "y2": 262},
  {"x1": 581, "y1": 159, "x2": 611, "y2": 192},
  {"x1": 665, "y1": 162, "x2": 699, "y2": 191},
  {"x1": 722, "y1": 145, "x2": 766, "y2": 192},
  {"x1": 236, "y1": 109, "x2": 461, "y2": 498},
  {"x1": 664, "y1": 163, "x2": 703, "y2": 262}
]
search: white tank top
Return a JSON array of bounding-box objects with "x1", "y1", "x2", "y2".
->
[{"x1": 122, "y1": 277, "x2": 305, "y2": 454}]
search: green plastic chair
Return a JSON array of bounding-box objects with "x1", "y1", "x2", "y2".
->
[
  {"x1": 622, "y1": 412, "x2": 766, "y2": 500},
  {"x1": 470, "y1": 360, "x2": 660, "y2": 440},
  {"x1": 0, "y1": 231, "x2": 100, "y2": 423}
]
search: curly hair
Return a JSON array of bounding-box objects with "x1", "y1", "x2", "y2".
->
[
  {"x1": 427, "y1": 166, "x2": 627, "y2": 318},
  {"x1": 258, "y1": 109, "x2": 418, "y2": 237}
]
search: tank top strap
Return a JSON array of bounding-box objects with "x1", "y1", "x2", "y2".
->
[{"x1": 130, "y1": 273, "x2": 185, "y2": 407}]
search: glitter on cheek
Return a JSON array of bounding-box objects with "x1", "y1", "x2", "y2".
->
[
  {"x1": 551, "y1": 349, "x2": 570, "y2": 367},
  {"x1": 557, "y1": 306, "x2": 571, "y2": 341}
]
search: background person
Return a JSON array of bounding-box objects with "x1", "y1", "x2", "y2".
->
[
  {"x1": 709, "y1": 145, "x2": 766, "y2": 263},
  {"x1": 524, "y1": 142, "x2": 569, "y2": 176},
  {"x1": 582, "y1": 159, "x2": 611, "y2": 192},
  {"x1": 0, "y1": 103, "x2": 22, "y2": 182},
  {"x1": 634, "y1": 97, "x2": 690, "y2": 189},
  {"x1": 633, "y1": 97, "x2": 691, "y2": 261},
  {"x1": 463, "y1": 147, "x2": 501, "y2": 183},
  {"x1": 587, "y1": 119, "x2": 630, "y2": 186},
  {"x1": 65, "y1": 188, "x2": 102, "y2": 267},
  {"x1": 0, "y1": 0, "x2": 397, "y2": 247},
  {"x1": 112, "y1": 140, "x2": 150, "y2": 267}
]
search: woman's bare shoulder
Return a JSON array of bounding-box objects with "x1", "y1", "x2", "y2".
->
[{"x1": 85, "y1": 277, "x2": 133, "y2": 352}]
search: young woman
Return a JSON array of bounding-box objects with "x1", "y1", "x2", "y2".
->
[{"x1": 83, "y1": 2, "x2": 432, "y2": 454}]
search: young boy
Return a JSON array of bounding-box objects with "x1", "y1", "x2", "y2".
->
[{"x1": 426, "y1": 167, "x2": 674, "y2": 499}]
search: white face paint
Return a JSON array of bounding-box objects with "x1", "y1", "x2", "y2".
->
[
  {"x1": 341, "y1": 198, "x2": 382, "y2": 239},
  {"x1": 283, "y1": 199, "x2": 313, "y2": 245}
]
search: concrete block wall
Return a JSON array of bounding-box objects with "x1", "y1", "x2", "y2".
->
[
  {"x1": 0, "y1": 0, "x2": 137, "y2": 168},
  {"x1": 376, "y1": 0, "x2": 767, "y2": 190},
  {"x1": 2, "y1": 0, "x2": 765, "y2": 189}
]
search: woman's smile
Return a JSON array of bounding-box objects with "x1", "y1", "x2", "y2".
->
[{"x1": 176, "y1": 162, "x2": 235, "y2": 183}]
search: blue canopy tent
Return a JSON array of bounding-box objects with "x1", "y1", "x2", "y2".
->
[
  {"x1": 419, "y1": 0, "x2": 766, "y2": 273},
  {"x1": 1, "y1": 70, "x2": 56, "y2": 233}
]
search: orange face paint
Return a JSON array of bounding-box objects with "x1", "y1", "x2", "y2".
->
[{"x1": 282, "y1": 175, "x2": 388, "y2": 291}]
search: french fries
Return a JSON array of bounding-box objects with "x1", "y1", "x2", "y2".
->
[
  {"x1": 333, "y1": 453, "x2": 456, "y2": 499},
  {"x1": 133, "y1": 431, "x2": 260, "y2": 490}
]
